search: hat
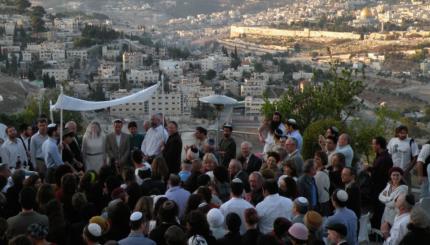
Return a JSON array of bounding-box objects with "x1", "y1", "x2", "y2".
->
[
  {"x1": 287, "y1": 118, "x2": 297, "y2": 126},
  {"x1": 232, "y1": 178, "x2": 243, "y2": 184},
  {"x1": 27, "y1": 223, "x2": 49, "y2": 239},
  {"x1": 304, "y1": 211, "x2": 323, "y2": 230},
  {"x1": 47, "y1": 123, "x2": 57, "y2": 129},
  {"x1": 223, "y1": 123, "x2": 233, "y2": 130},
  {"x1": 111, "y1": 187, "x2": 126, "y2": 200},
  {"x1": 62, "y1": 128, "x2": 74, "y2": 138},
  {"x1": 288, "y1": 223, "x2": 309, "y2": 241},
  {"x1": 389, "y1": 167, "x2": 404, "y2": 176},
  {"x1": 207, "y1": 208, "x2": 224, "y2": 227},
  {"x1": 326, "y1": 223, "x2": 347, "y2": 237},
  {"x1": 334, "y1": 189, "x2": 349, "y2": 202},
  {"x1": 87, "y1": 223, "x2": 102, "y2": 237},
  {"x1": 130, "y1": 211, "x2": 143, "y2": 222},
  {"x1": 294, "y1": 197, "x2": 309, "y2": 213},
  {"x1": 89, "y1": 216, "x2": 110, "y2": 233}
]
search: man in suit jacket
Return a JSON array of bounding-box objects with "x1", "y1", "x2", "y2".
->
[
  {"x1": 65, "y1": 121, "x2": 84, "y2": 170},
  {"x1": 297, "y1": 160, "x2": 319, "y2": 210},
  {"x1": 228, "y1": 159, "x2": 250, "y2": 192},
  {"x1": 237, "y1": 141, "x2": 262, "y2": 175},
  {"x1": 284, "y1": 137, "x2": 304, "y2": 176},
  {"x1": 105, "y1": 119, "x2": 131, "y2": 170},
  {"x1": 327, "y1": 223, "x2": 349, "y2": 245},
  {"x1": 341, "y1": 167, "x2": 361, "y2": 220},
  {"x1": 163, "y1": 121, "x2": 182, "y2": 174}
]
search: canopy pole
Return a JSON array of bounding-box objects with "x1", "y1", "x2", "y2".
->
[
  {"x1": 49, "y1": 100, "x2": 54, "y2": 122},
  {"x1": 60, "y1": 86, "x2": 64, "y2": 157}
]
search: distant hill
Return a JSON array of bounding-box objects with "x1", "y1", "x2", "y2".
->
[
  {"x1": 165, "y1": 0, "x2": 245, "y2": 18},
  {"x1": 0, "y1": 74, "x2": 38, "y2": 114}
]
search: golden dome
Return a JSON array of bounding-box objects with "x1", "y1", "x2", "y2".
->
[{"x1": 360, "y1": 7, "x2": 372, "y2": 18}]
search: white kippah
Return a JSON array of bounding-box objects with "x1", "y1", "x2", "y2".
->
[
  {"x1": 130, "y1": 211, "x2": 143, "y2": 221},
  {"x1": 47, "y1": 123, "x2": 56, "y2": 128},
  {"x1": 232, "y1": 178, "x2": 243, "y2": 184},
  {"x1": 336, "y1": 190, "x2": 349, "y2": 202},
  {"x1": 297, "y1": 197, "x2": 308, "y2": 205},
  {"x1": 88, "y1": 223, "x2": 102, "y2": 237}
]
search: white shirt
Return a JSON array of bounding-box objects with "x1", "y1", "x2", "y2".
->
[
  {"x1": 1, "y1": 138, "x2": 28, "y2": 168},
  {"x1": 315, "y1": 170, "x2": 330, "y2": 203},
  {"x1": 30, "y1": 132, "x2": 48, "y2": 163},
  {"x1": 115, "y1": 134, "x2": 121, "y2": 147},
  {"x1": 384, "y1": 212, "x2": 410, "y2": 245},
  {"x1": 141, "y1": 125, "x2": 168, "y2": 156},
  {"x1": 388, "y1": 137, "x2": 419, "y2": 170},
  {"x1": 220, "y1": 197, "x2": 254, "y2": 235},
  {"x1": 256, "y1": 194, "x2": 293, "y2": 234},
  {"x1": 417, "y1": 144, "x2": 430, "y2": 164}
]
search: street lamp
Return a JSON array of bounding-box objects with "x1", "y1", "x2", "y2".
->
[{"x1": 199, "y1": 95, "x2": 238, "y2": 144}]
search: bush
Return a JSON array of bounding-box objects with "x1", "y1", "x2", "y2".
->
[{"x1": 302, "y1": 119, "x2": 345, "y2": 160}]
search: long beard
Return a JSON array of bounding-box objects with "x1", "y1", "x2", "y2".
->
[{"x1": 270, "y1": 121, "x2": 281, "y2": 131}]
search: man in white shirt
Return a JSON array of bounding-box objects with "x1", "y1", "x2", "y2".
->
[
  {"x1": 256, "y1": 179, "x2": 293, "y2": 234},
  {"x1": 141, "y1": 114, "x2": 167, "y2": 162},
  {"x1": 336, "y1": 134, "x2": 354, "y2": 168},
  {"x1": 387, "y1": 125, "x2": 419, "y2": 187},
  {"x1": 219, "y1": 179, "x2": 253, "y2": 235},
  {"x1": 382, "y1": 193, "x2": 414, "y2": 245},
  {"x1": 1, "y1": 126, "x2": 28, "y2": 169},
  {"x1": 30, "y1": 118, "x2": 48, "y2": 174},
  {"x1": 417, "y1": 141, "x2": 430, "y2": 198}
]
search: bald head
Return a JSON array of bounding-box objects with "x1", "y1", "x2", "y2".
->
[
  {"x1": 65, "y1": 121, "x2": 77, "y2": 133},
  {"x1": 228, "y1": 159, "x2": 242, "y2": 177},
  {"x1": 338, "y1": 134, "x2": 350, "y2": 147}
]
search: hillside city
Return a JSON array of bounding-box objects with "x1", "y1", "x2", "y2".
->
[{"x1": 1, "y1": 0, "x2": 430, "y2": 245}]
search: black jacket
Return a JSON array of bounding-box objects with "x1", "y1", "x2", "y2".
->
[
  {"x1": 238, "y1": 154, "x2": 263, "y2": 174},
  {"x1": 297, "y1": 175, "x2": 319, "y2": 209},
  {"x1": 163, "y1": 132, "x2": 183, "y2": 174},
  {"x1": 345, "y1": 181, "x2": 362, "y2": 219},
  {"x1": 400, "y1": 224, "x2": 430, "y2": 245}
]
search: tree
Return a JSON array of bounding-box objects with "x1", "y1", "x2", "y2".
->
[
  {"x1": 206, "y1": 69, "x2": 216, "y2": 80},
  {"x1": 254, "y1": 62, "x2": 265, "y2": 73},
  {"x1": 27, "y1": 70, "x2": 35, "y2": 81},
  {"x1": 262, "y1": 64, "x2": 365, "y2": 131},
  {"x1": 31, "y1": 15, "x2": 45, "y2": 32},
  {"x1": 31, "y1": 6, "x2": 46, "y2": 17},
  {"x1": 221, "y1": 46, "x2": 228, "y2": 56},
  {"x1": 15, "y1": 0, "x2": 30, "y2": 13}
]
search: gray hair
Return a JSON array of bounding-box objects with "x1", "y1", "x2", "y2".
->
[
  {"x1": 241, "y1": 141, "x2": 253, "y2": 149},
  {"x1": 65, "y1": 121, "x2": 77, "y2": 129},
  {"x1": 229, "y1": 159, "x2": 242, "y2": 170},
  {"x1": 410, "y1": 206, "x2": 430, "y2": 229}
]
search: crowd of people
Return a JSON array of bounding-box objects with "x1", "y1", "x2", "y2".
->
[{"x1": 0, "y1": 112, "x2": 430, "y2": 245}]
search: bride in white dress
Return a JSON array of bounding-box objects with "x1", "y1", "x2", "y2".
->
[{"x1": 82, "y1": 121, "x2": 106, "y2": 172}]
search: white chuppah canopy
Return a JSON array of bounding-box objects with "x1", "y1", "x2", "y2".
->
[{"x1": 51, "y1": 83, "x2": 159, "y2": 112}]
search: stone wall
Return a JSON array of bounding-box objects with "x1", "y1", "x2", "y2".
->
[{"x1": 230, "y1": 26, "x2": 361, "y2": 40}]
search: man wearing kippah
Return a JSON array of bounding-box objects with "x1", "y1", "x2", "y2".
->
[
  {"x1": 218, "y1": 123, "x2": 236, "y2": 167},
  {"x1": 41, "y1": 123, "x2": 64, "y2": 183},
  {"x1": 119, "y1": 211, "x2": 155, "y2": 245},
  {"x1": 324, "y1": 189, "x2": 357, "y2": 245}
]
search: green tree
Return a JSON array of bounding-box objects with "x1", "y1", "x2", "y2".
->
[
  {"x1": 206, "y1": 69, "x2": 217, "y2": 80},
  {"x1": 27, "y1": 70, "x2": 35, "y2": 81},
  {"x1": 15, "y1": 0, "x2": 30, "y2": 13},
  {"x1": 254, "y1": 62, "x2": 265, "y2": 73},
  {"x1": 31, "y1": 15, "x2": 45, "y2": 32},
  {"x1": 262, "y1": 64, "x2": 365, "y2": 131},
  {"x1": 88, "y1": 83, "x2": 106, "y2": 101}
]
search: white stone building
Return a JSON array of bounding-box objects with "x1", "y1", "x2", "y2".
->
[{"x1": 42, "y1": 68, "x2": 69, "y2": 81}]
